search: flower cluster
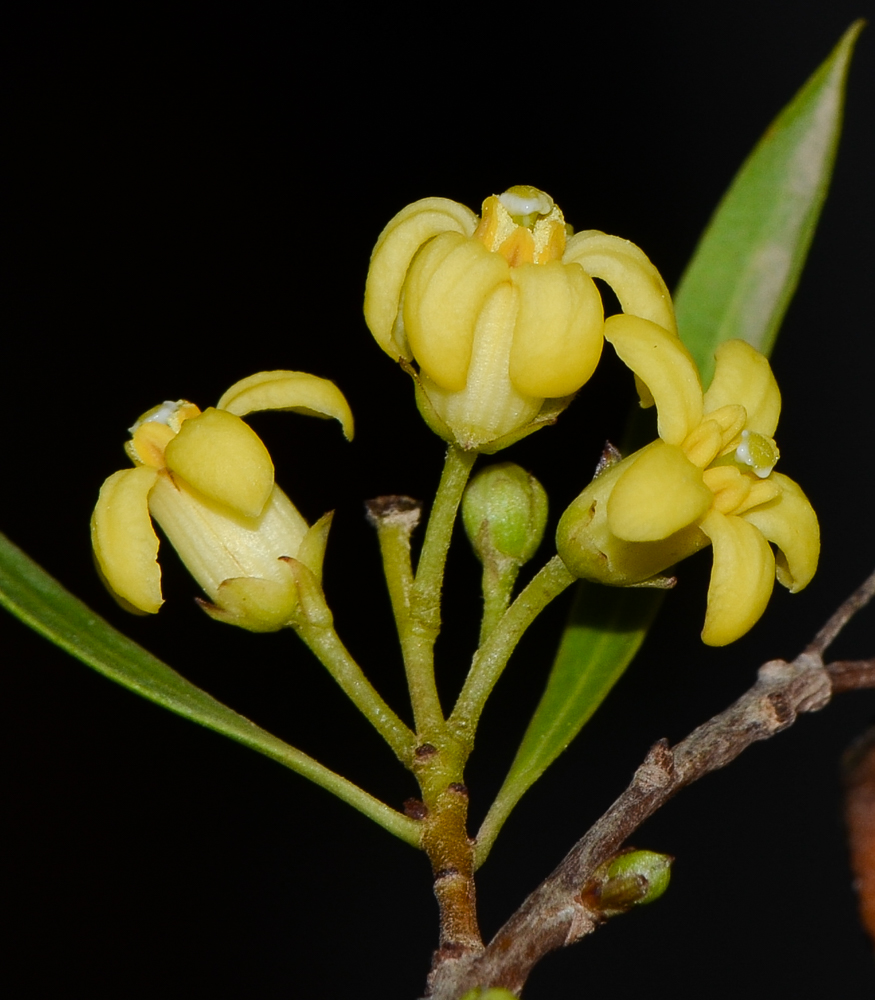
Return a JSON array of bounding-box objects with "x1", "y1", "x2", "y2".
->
[
  {"x1": 364, "y1": 186, "x2": 674, "y2": 451},
  {"x1": 90, "y1": 187, "x2": 820, "y2": 647},
  {"x1": 556, "y1": 319, "x2": 819, "y2": 645},
  {"x1": 91, "y1": 371, "x2": 353, "y2": 632}
]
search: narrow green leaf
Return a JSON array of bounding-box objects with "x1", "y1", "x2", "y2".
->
[
  {"x1": 478, "y1": 24, "x2": 862, "y2": 862},
  {"x1": 674, "y1": 20, "x2": 863, "y2": 383},
  {"x1": 475, "y1": 583, "x2": 662, "y2": 865},
  {"x1": 0, "y1": 530, "x2": 419, "y2": 846}
]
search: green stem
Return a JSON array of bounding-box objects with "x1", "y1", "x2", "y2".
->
[
  {"x1": 369, "y1": 500, "x2": 445, "y2": 737},
  {"x1": 413, "y1": 446, "x2": 478, "y2": 620},
  {"x1": 449, "y1": 555, "x2": 575, "y2": 742},
  {"x1": 478, "y1": 559, "x2": 520, "y2": 647},
  {"x1": 389, "y1": 446, "x2": 477, "y2": 741},
  {"x1": 292, "y1": 599, "x2": 417, "y2": 764}
]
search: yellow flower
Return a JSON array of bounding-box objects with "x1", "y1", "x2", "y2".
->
[
  {"x1": 364, "y1": 186, "x2": 675, "y2": 451},
  {"x1": 556, "y1": 320, "x2": 819, "y2": 645},
  {"x1": 91, "y1": 371, "x2": 354, "y2": 632}
]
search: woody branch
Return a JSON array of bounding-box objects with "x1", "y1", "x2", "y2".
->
[{"x1": 426, "y1": 567, "x2": 875, "y2": 999}]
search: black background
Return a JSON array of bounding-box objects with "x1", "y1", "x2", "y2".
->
[{"x1": 3, "y1": 4, "x2": 874, "y2": 997}]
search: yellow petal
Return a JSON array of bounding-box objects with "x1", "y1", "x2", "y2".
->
[
  {"x1": 403, "y1": 231, "x2": 511, "y2": 391},
  {"x1": 562, "y1": 230, "x2": 677, "y2": 333},
  {"x1": 416, "y1": 279, "x2": 543, "y2": 449},
  {"x1": 508, "y1": 260, "x2": 604, "y2": 397},
  {"x1": 364, "y1": 197, "x2": 479, "y2": 357},
  {"x1": 699, "y1": 510, "x2": 775, "y2": 646},
  {"x1": 91, "y1": 466, "x2": 162, "y2": 613},
  {"x1": 703, "y1": 340, "x2": 781, "y2": 436},
  {"x1": 608, "y1": 442, "x2": 713, "y2": 542},
  {"x1": 217, "y1": 371, "x2": 354, "y2": 441},
  {"x1": 605, "y1": 315, "x2": 703, "y2": 445},
  {"x1": 741, "y1": 472, "x2": 819, "y2": 592},
  {"x1": 164, "y1": 407, "x2": 274, "y2": 518},
  {"x1": 556, "y1": 450, "x2": 708, "y2": 585}
]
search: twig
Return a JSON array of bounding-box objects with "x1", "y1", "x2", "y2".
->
[
  {"x1": 806, "y1": 566, "x2": 875, "y2": 656},
  {"x1": 425, "y1": 571, "x2": 875, "y2": 998},
  {"x1": 827, "y1": 659, "x2": 875, "y2": 693}
]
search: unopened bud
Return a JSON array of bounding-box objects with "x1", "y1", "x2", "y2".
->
[
  {"x1": 591, "y1": 849, "x2": 672, "y2": 917},
  {"x1": 462, "y1": 462, "x2": 548, "y2": 566}
]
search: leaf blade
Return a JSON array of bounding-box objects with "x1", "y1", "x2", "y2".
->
[
  {"x1": 476, "y1": 584, "x2": 662, "y2": 865},
  {"x1": 674, "y1": 20, "x2": 863, "y2": 383},
  {"x1": 478, "y1": 23, "x2": 863, "y2": 861},
  {"x1": 0, "y1": 530, "x2": 419, "y2": 845}
]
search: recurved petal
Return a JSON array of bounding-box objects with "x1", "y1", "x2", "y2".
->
[
  {"x1": 699, "y1": 510, "x2": 775, "y2": 646},
  {"x1": 605, "y1": 315, "x2": 703, "y2": 445},
  {"x1": 164, "y1": 407, "x2": 274, "y2": 518},
  {"x1": 217, "y1": 371, "x2": 354, "y2": 441},
  {"x1": 703, "y1": 340, "x2": 781, "y2": 436},
  {"x1": 91, "y1": 466, "x2": 162, "y2": 613},
  {"x1": 509, "y1": 260, "x2": 604, "y2": 397},
  {"x1": 562, "y1": 230, "x2": 677, "y2": 333},
  {"x1": 741, "y1": 472, "x2": 819, "y2": 592},
  {"x1": 364, "y1": 197, "x2": 479, "y2": 356},
  {"x1": 608, "y1": 442, "x2": 713, "y2": 542}
]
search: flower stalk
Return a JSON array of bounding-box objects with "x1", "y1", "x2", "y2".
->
[
  {"x1": 289, "y1": 560, "x2": 417, "y2": 764},
  {"x1": 450, "y1": 556, "x2": 576, "y2": 744}
]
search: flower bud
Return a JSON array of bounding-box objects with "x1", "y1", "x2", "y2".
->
[
  {"x1": 591, "y1": 849, "x2": 673, "y2": 917},
  {"x1": 462, "y1": 463, "x2": 548, "y2": 567}
]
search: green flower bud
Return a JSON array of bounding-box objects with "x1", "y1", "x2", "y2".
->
[
  {"x1": 460, "y1": 989, "x2": 518, "y2": 1000},
  {"x1": 462, "y1": 462, "x2": 548, "y2": 566},
  {"x1": 592, "y1": 849, "x2": 673, "y2": 916}
]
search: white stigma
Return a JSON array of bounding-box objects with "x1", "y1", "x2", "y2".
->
[
  {"x1": 735, "y1": 429, "x2": 778, "y2": 479},
  {"x1": 128, "y1": 400, "x2": 186, "y2": 434},
  {"x1": 499, "y1": 188, "x2": 554, "y2": 218}
]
